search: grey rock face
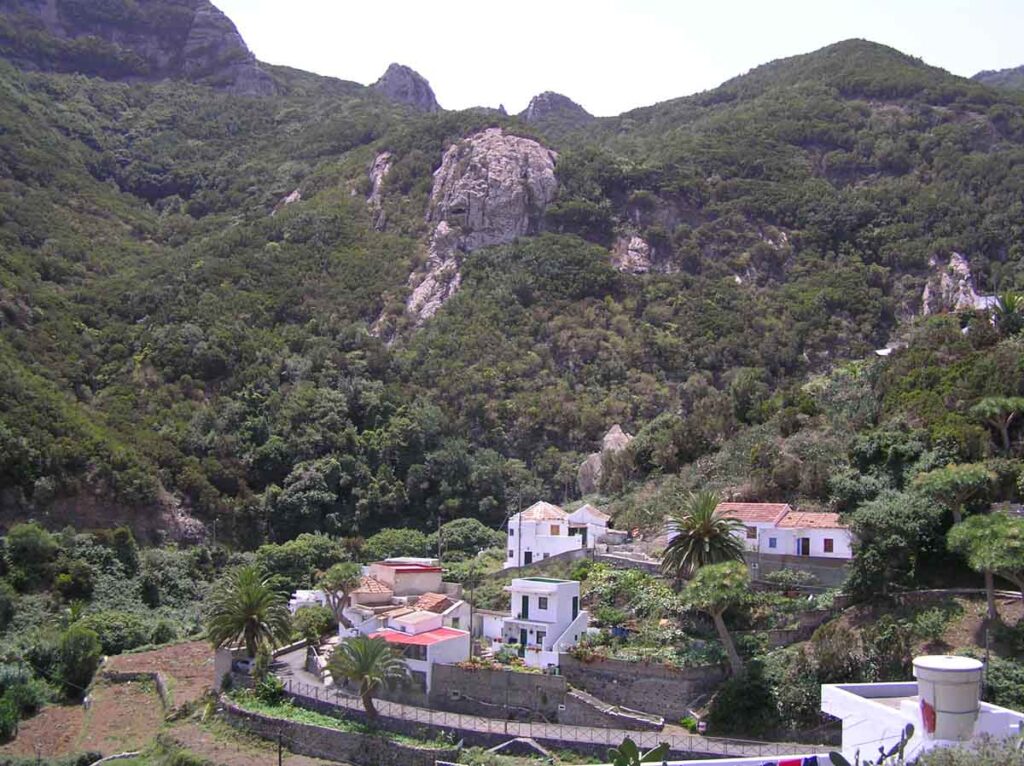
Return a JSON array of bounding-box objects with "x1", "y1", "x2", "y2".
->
[
  {"x1": 372, "y1": 63, "x2": 440, "y2": 112},
  {"x1": 520, "y1": 91, "x2": 594, "y2": 126},
  {"x1": 578, "y1": 425, "x2": 634, "y2": 496},
  {"x1": 921, "y1": 253, "x2": 997, "y2": 315},
  {"x1": 0, "y1": 0, "x2": 275, "y2": 95},
  {"x1": 611, "y1": 235, "x2": 652, "y2": 274},
  {"x1": 403, "y1": 128, "x2": 558, "y2": 325},
  {"x1": 366, "y1": 151, "x2": 393, "y2": 230}
]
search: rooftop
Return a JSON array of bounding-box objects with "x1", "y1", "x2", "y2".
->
[
  {"x1": 569, "y1": 503, "x2": 611, "y2": 522},
  {"x1": 714, "y1": 502, "x2": 792, "y2": 524},
  {"x1": 777, "y1": 511, "x2": 848, "y2": 529},
  {"x1": 513, "y1": 501, "x2": 568, "y2": 521},
  {"x1": 369, "y1": 627, "x2": 467, "y2": 647},
  {"x1": 374, "y1": 562, "x2": 442, "y2": 573},
  {"x1": 352, "y1": 575, "x2": 392, "y2": 595},
  {"x1": 413, "y1": 592, "x2": 454, "y2": 613}
]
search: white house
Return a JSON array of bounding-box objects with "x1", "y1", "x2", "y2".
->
[
  {"x1": 344, "y1": 562, "x2": 469, "y2": 637},
  {"x1": 771, "y1": 512, "x2": 854, "y2": 559},
  {"x1": 711, "y1": 502, "x2": 792, "y2": 553},
  {"x1": 567, "y1": 503, "x2": 611, "y2": 549},
  {"x1": 483, "y1": 577, "x2": 589, "y2": 669},
  {"x1": 368, "y1": 610, "x2": 470, "y2": 692},
  {"x1": 287, "y1": 589, "x2": 328, "y2": 614},
  {"x1": 504, "y1": 501, "x2": 583, "y2": 569}
]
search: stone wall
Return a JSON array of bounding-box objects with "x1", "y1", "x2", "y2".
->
[
  {"x1": 749, "y1": 554, "x2": 850, "y2": 587},
  {"x1": 594, "y1": 553, "x2": 660, "y2": 574},
  {"x1": 220, "y1": 699, "x2": 459, "y2": 766},
  {"x1": 559, "y1": 655, "x2": 726, "y2": 721}
]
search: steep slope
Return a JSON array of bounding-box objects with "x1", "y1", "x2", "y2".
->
[
  {"x1": 1, "y1": 20, "x2": 1024, "y2": 548},
  {"x1": 0, "y1": 0, "x2": 275, "y2": 94},
  {"x1": 973, "y1": 64, "x2": 1024, "y2": 91}
]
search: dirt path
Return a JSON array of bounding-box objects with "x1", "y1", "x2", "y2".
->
[{"x1": 168, "y1": 721, "x2": 346, "y2": 766}]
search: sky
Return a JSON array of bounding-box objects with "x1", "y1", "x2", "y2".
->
[{"x1": 215, "y1": 0, "x2": 1024, "y2": 117}]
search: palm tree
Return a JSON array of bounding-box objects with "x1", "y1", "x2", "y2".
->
[
  {"x1": 326, "y1": 635, "x2": 409, "y2": 720},
  {"x1": 661, "y1": 490, "x2": 745, "y2": 581},
  {"x1": 206, "y1": 565, "x2": 292, "y2": 658},
  {"x1": 994, "y1": 291, "x2": 1024, "y2": 337}
]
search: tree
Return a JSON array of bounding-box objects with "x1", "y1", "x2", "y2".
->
[
  {"x1": 684, "y1": 560, "x2": 749, "y2": 676},
  {"x1": 948, "y1": 513, "x2": 1024, "y2": 621},
  {"x1": 326, "y1": 635, "x2": 408, "y2": 720},
  {"x1": 912, "y1": 463, "x2": 995, "y2": 524},
  {"x1": 317, "y1": 562, "x2": 362, "y2": 629},
  {"x1": 58, "y1": 625, "x2": 101, "y2": 699},
  {"x1": 606, "y1": 737, "x2": 670, "y2": 766},
  {"x1": 5, "y1": 523, "x2": 59, "y2": 590},
  {"x1": 970, "y1": 397, "x2": 1024, "y2": 454},
  {"x1": 206, "y1": 565, "x2": 292, "y2": 659},
  {"x1": 361, "y1": 528, "x2": 429, "y2": 562},
  {"x1": 993, "y1": 291, "x2": 1024, "y2": 337},
  {"x1": 661, "y1": 490, "x2": 745, "y2": 581}
]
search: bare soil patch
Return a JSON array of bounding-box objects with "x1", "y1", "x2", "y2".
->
[
  {"x1": 0, "y1": 679, "x2": 162, "y2": 758},
  {"x1": 105, "y1": 640, "x2": 214, "y2": 707},
  {"x1": 168, "y1": 720, "x2": 345, "y2": 766}
]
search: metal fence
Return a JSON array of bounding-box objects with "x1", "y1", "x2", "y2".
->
[{"x1": 281, "y1": 677, "x2": 823, "y2": 759}]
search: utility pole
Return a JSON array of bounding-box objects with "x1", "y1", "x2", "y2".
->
[{"x1": 277, "y1": 732, "x2": 283, "y2": 766}]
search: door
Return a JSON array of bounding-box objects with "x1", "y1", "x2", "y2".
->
[
  {"x1": 572, "y1": 596, "x2": 579, "y2": 620},
  {"x1": 519, "y1": 628, "x2": 528, "y2": 657},
  {"x1": 798, "y1": 537, "x2": 810, "y2": 556},
  {"x1": 524, "y1": 551, "x2": 533, "y2": 565},
  {"x1": 521, "y1": 595, "x2": 530, "y2": 619}
]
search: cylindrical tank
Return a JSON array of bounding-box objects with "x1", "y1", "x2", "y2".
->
[{"x1": 912, "y1": 655, "x2": 984, "y2": 741}]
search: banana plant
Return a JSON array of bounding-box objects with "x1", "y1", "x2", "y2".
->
[
  {"x1": 829, "y1": 723, "x2": 914, "y2": 766},
  {"x1": 607, "y1": 737, "x2": 670, "y2": 766}
]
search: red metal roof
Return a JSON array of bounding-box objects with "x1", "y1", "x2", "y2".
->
[
  {"x1": 369, "y1": 627, "x2": 466, "y2": 646},
  {"x1": 776, "y1": 511, "x2": 848, "y2": 530},
  {"x1": 715, "y1": 502, "x2": 792, "y2": 524}
]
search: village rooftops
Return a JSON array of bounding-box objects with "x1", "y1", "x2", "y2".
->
[
  {"x1": 569, "y1": 503, "x2": 610, "y2": 521},
  {"x1": 714, "y1": 502, "x2": 792, "y2": 524},
  {"x1": 413, "y1": 592, "x2": 454, "y2": 613},
  {"x1": 777, "y1": 511, "x2": 848, "y2": 529},
  {"x1": 513, "y1": 501, "x2": 568, "y2": 521},
  {"x1": 352, "y1": 575, "x2": 392, "y2": 595},
  {"x1": 369, "y1": 627, "x2": 466, "y2": 646}
]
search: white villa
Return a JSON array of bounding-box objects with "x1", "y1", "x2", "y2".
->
[
  {"x1": 367, "y1": 609, "x2": 471, "y2": 692},
  {"x1": 504, "y1": 501, "x2": 609, "y2": 569},
  {"x1": 478, "y1": 577, "x2": 590, "y2": 669}
]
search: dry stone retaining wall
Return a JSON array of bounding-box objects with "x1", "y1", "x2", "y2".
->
[{"x1": 559, "y1": 655, "x2": 726, "y2": 721}]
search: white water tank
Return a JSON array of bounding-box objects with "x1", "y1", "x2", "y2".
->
[{"x1": 912, "y1": 655, "x2": 984, "y2": 741}]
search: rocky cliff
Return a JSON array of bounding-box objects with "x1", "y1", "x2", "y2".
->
[
  {"x1": 372, "y1": 62, "x2": 440, "y2": 112},
  {"x1": 519, "y1": 91, "x2": 594, "y2": 126},
  {"x1": 404, "y1": 127, "x2": 558, "y2": 325},
  {"x1": 921, "y1": 253, "x2": 997, "y2": 315},
  {"x1": 0, "y1": 0, "x2": 275, "y2": 95},
  {"x1": 578, "y1": 425, "x2": 634, "y2": 496}
]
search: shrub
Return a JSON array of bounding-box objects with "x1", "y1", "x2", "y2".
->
[
  {"x1": 0, "y1": 581, "x2": 16, "y2": 631},
  {"x1": 5, "y1": 523, "x2": 59, "y2": 590},
  {"x1": 254, "y1": 675, "x2": 285, "y2": 705},
  {"x1": 3, "y1": 678, "x2": 48, "y2": 716},
  {"x1": 78, "y1": 611, "x2": 150, "y2": 655},
  {"x1": 911, "y1": 608, "x2": 950, "y2": 644},
  {"x1": 292, "y1": 605, "x2": 334, "y2": 643},
  {"x1": 53, "y1": 556, "x2": 97, "y2": 601},
  {"x1": 361, "y1": 528, "x2": 430, "y2": 562},
  {"x1": 59, "y1": 625, "x2": 102, "y2": 699},
  {"x1": 762, "y1": 569, "x2": 817, "y2": 591},
  {"x1": 705, "y1": 661, "x2": 779, "y2": 737},
  {"x1": 0, "y1": 697, "x2": 16, "y2": 742},
  {"x1": 149, "y1": 619, "x2": 179, "y2": 646}
]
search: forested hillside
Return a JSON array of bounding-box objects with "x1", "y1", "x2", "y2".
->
[{"x1": 1, "y1": 2, "x2": 1024, "y2": 562}]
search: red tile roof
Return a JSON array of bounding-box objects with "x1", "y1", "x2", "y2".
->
[
  {"x1": 413, "y1": 592, "x2": 454, "y2": 613},
  {"x1": 369, "y1": 627, "x2": 466, "y2": 646},
  {"x1": 715, "y1": 502, "x2": 792, "y2": 524},
  {"x1": 776, "y1": 511, "x2": 848, "y2": 530},
  {"x1": 517, "y1": 501, "x2": 568, "y2": 521},
  {"x1": 352, "y1": 575, "x2": 392, "y2": 595}
]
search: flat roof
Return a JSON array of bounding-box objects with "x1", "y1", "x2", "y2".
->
[
  {"x1": 521, "y1": 577, "x2": 569, "y2": 583},
  {"x1": 374, "y1": 562, "x2": 442, "y2": 573},
  {"x1": 369, "y1": 627, "x2": 466, "y2": 646}
]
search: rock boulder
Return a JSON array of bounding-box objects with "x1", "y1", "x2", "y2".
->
[
  {"x1": 372, "y1": 63, "x2": 440, "y2": 112},
  {"x1": 922, "y1": 253, "x2": 997, "y2": 315},
  {"x1": 578, "y1": 425, "x2": 635, "y2": 496}
]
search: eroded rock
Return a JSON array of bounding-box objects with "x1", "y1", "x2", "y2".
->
[
  {"x1": 922, "y1": 253, "x2": 997, "y2": 315},
  {"x1": 373, "y1": 63, "x2": 440, "y2": 112},
  {"x1": 611, "y1": 235, "x2": 653, "y2": 274},
  {"x1": 578, "y1": 425, "x2": 635, "y2": 495},
  {"x1": 367, "y1": 151, "x2": 393, "y2": 230},
  {"x1": 402, "y1": 128, "x2": 558, "y2": 325}
]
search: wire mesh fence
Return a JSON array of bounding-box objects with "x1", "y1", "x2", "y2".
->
[{"x1": 281, "y1": 677, "x2": 821, "y2": 758}]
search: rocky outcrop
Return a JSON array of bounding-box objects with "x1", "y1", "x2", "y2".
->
[
  {"x1": 519, "y1": 91, "x2": 594, "y2": 126},
  {"x1": 611, "y1": 235, "x2": 653, "y2": 274},
  {"x1": 578, "y1": 425, "x2": 634, "y2": 496},
  {"x1": 403, "y1": 128, "x2": 558, "y2": 325},
  {"x1": 372, "y1": 63, "x2": 440, "y2": 112},
  {"x1": 0, "y1": 0, "x2": 275, "y2": 95},
  {"x1": 366, "y1": 151, "x2": 393, "y2": 229},
  {"x1": 271, "y1": 188, "x2": 301, "y2": 216},
  {"x1": 921, "y1": 253, "x2": 997, "y2": 315}
]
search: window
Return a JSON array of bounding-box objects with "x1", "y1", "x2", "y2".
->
[
  {"x1": 538, "y1": 597, "x2": 548, "y2": 610},
  {"x1": 823, "y1": 538, "x2": 834, "y2": 553},
  {"x1": 509, "y1": 528, "x2": 515, "y2": 536},
  {"x1": 768, "y1": 537, "x2": 777, "y2": 549},
  {"x1": 542, "y1": 553, "x2": 549, "y2": 559},
  {"x1": 403, "y1": 645, "x2": 427, "y2": 661},
  {"x1": 745, "y1": 526, "x2": 757, "y2": 540},
  {"x1": 550, "y1": 524, "x2": 560, "y2": 536},
  {"x1": 508, "y1": 549, "x2": 514, "y2": 558},
  {"x1": 450, "y1": 617, "x2": 460, "y2": 629},
  {"x1": 536, "y1": 631, "x2": 546, "y2": 645}
]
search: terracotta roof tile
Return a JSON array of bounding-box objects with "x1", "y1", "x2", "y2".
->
[
  {"x1": 516, "y1": 501, "x2": 568, "y2": 521},
  {"x1": 715, "y1": 502, "x2": 792, "y2": 524},
  {"x1": 352, "y1": 575, "x2": 393, "y2": 595},
  {"x1": 414, "y1": 592, "x2": 453, "y2": 613},
  {"x1": 776, "y1": 511, "x2": 847, "y2": 530}
]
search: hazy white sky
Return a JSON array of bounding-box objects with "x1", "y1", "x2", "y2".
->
[{"x1": 216, "y1": 0, "x2": 1023, "y2": 116}]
